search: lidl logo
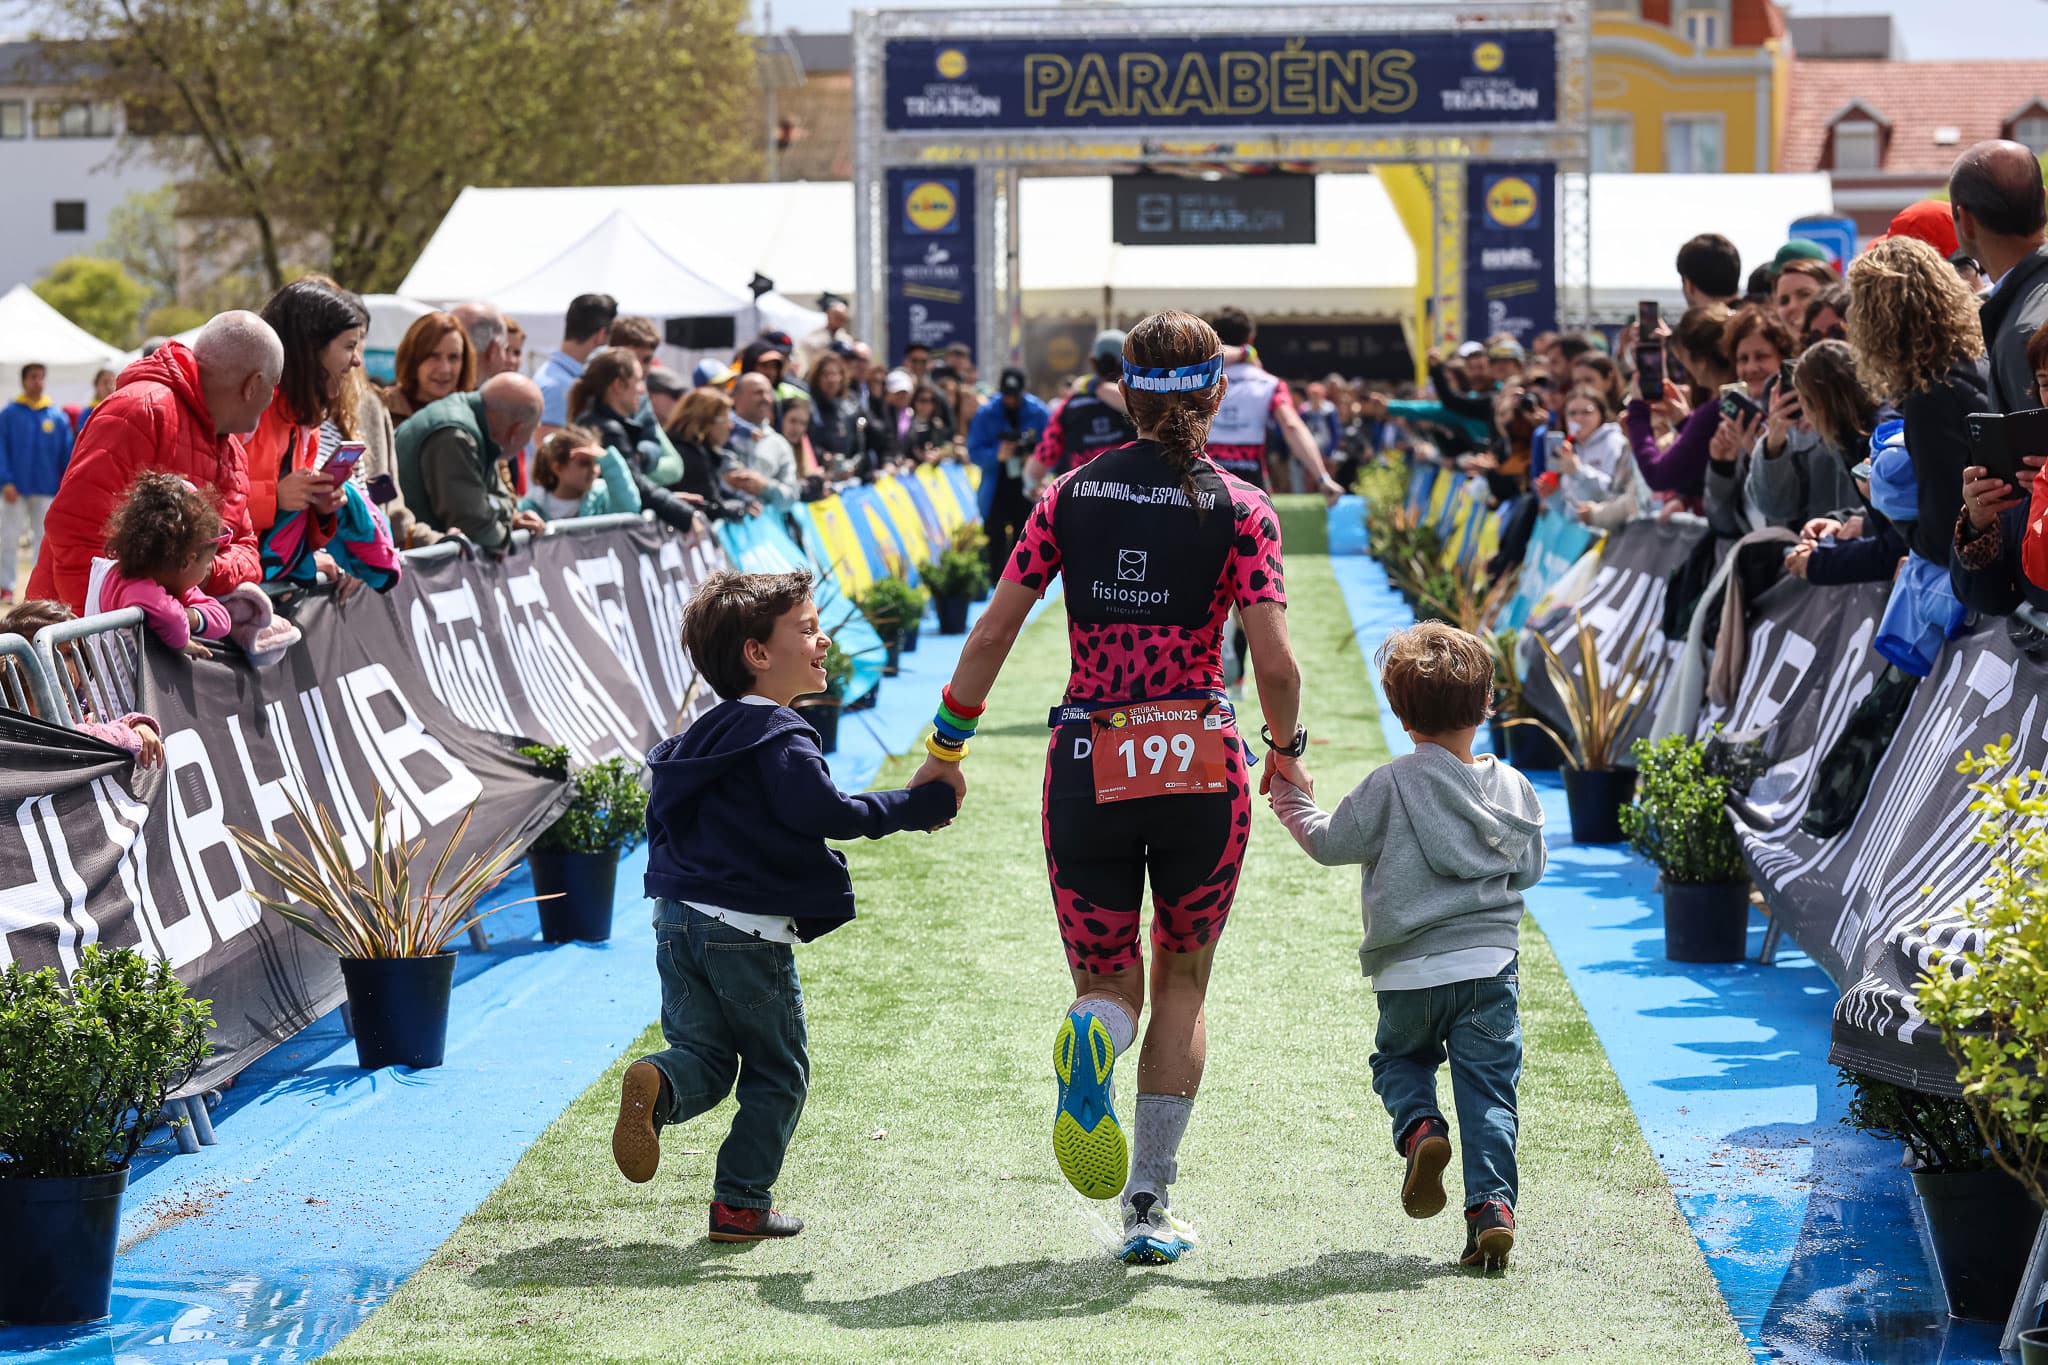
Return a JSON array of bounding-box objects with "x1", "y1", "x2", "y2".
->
[
  {"x1": 904, "y1": 179, "x2": 959, "y2": 233},
  {"x1": 1484, "y1": 176, "x2": 1539, "y2": 229},
  {"x1": 936, "y1": 47, "x2": 968, "y2": 79},
  {"x1": 1473, "y1": 40, "x2": 1505, "y2": 73},
  {"x1": 1109, "y1": 711, "x2": 1129, "y2": 729}
]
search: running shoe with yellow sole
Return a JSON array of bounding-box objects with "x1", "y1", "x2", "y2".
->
[{"x1": 1051, "y1": 1011, "x2": 1127, "y2": 1200}]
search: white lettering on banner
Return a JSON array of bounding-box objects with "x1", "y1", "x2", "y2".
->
[
  {"x1": 227, "y1": 709, "x2": 321, "y2": 869},
  {"x1": 0, "y1": 797, "x2": 83, "y2": 971},
  {"x1": 162, "y1": 726, "x2": 261, "y2": 948},
  {"x1": 411, "y1": 584, "x2": 517, "y2": 735},
  {"x1": 337, "y1": 664, "x2": 482, "y2": 829},
  {"x1": 570, "y1": 549, "x2": 662, "y2": 724},
  {"x1": 497, "y1": 568, "x2": 643, "y2": 762},
  {"x1": 90, "y1": 775, "x2": 174, "y2": 965},
  {"x1": 1734, "y1": 618, "x2": 1818, "y2": 735},
  {"x1": 638, "y1": 540, "x2": 694, "y2": 713},
  {"x1": 296, "y1": 685, "x2": 388, "y2": 856}
]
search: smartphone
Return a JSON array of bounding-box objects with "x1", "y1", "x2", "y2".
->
[
  {"x1": 1718, "y1": 383, "x2": 1762, "y2": 424},
  {"x1": 321, "y1": 441, "x2": 366, "y2": 480},
  {"x1": 1965, "y1": 409, "x2": 2048, "y2": 487},
  {"x1": 1541, "y1": 429, "x2": 1567, "y2": 465},
  {"x1": 1637, "y1": 300, "x2": 1660, "y2": 337},
  {"x1": 1635, "y1": 342, "x2": 1666, "y2": 398},
  {"x1": 1779, "y1": 360, "x2": 1797, "y2": 396}
]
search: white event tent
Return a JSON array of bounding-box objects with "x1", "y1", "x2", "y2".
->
[
  {"x1": 399, "y1": 174, "x2": 1840, "y2": 349},
  {"x1": 0, "y1": 284, "x2": 130, "y2": 405}
]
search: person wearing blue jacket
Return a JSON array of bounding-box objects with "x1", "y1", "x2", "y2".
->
[
  {"x1": 968, "y1": 367, "x2": 1050, "y2": 584},
  {"x1": 0, "y1": 363, "x2": 75, "y2": 600},
  {"x1": 610, "y1": 569, "x2": 957, "y2": 1243},
  {"x1": 517, "y1": 427, "x2": 644, "y2": 523}
]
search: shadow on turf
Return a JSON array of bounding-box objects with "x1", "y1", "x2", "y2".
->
[{"x1": 469, "y1": 1239, "x2": 1456, "y2": 1326}]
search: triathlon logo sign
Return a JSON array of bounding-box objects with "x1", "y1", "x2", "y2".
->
[
  {"x1": 887, "y1": 167, "x2": 978, "y2": 354},
  {"x1": 1463, "y1": 161, "x2": 1555, "y2": 347},
  {"x1": 883, "y1": 32, "x2": 1555, "y2": 132}
]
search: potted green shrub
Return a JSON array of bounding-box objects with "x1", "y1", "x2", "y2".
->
[
  {"x1": 516, "y1": 745, "x2": 650, "y2": 943},
  {"x1": 1916, "y1": 742, "x2": 2048, "y2": 1355},
  {"x1": 1485, "y1": 627, "x2": 1520, "y2": 760},
  {"x1": 953, "y1": 523, "x2": 993, "y2": 602},
  {"x1": 1620, "y1": 734, "x2": 1754, "y2": 962},
  {"x1": 797, "y1": 643, "x2": 856, "y2": 754},
  {"x1": 0, "y1": 945, "x2": 211, "y2": 1325},
  {"x1": 1837, "y1": 1068, "x2": 2039, "y2": 1324},
  {"x1": 922, "y1": 548, "x2": 989, "y2": 635},
  {"x1": 859, "y1": 577, "x2": 927, "y2": 677},
  {"x1": 231, "y1": 795, "x2": 541, "y2": 1070},
  {"x1": 1508, "y1": 611, "x2": 1658, "y2": 842}
]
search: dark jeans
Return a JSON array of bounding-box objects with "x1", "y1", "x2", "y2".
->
[
  {"x1": 639, "y1": 900, "x2": 809, "y2": 1210},
  {"x1": 1369, "y1": 962, "x2": 1521, "y2": 1211},
  {"x1": 985, "y1": 470, "x2": 1031, "y2": 584}
]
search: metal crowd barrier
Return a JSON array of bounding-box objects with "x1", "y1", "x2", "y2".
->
[
  {"x1": 31, "y1": 607, "x2": 146, "y2": 728},
  {"x1": 0, "y1": 632, "x2": 62, "y2": 719}
]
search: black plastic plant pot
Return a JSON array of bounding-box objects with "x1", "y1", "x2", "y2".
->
[
  {"x1": 973, "y1": 583, "x2": 990, "y2": 603},
  {"x1": 1562, "y1": 766, "x2": 1636, "y2": 844},
  {"x1": 2019, "y1": 1328, "x2": 2048, "y2": 1365},
  {"x1": 338, "y1": 953, "x2": 457, "y2": 1070},
  {"x1": 1661, "y1": 880, "x2": 1752, "y2": 963},
  {"x1": 802, "y1": 702, "x2": 842, "y2": 754},
  {"x1": 1505, "y1": 722, "x2": 1567, "y2": 771},
  {"x1": 0, "y1": 1167, "x2": 129, "y2": 1325},
  {"x1": 1914, "y1": 1165, "x2": 2038, "y2": 1322},
  {"x1": 883, "y1": 639, "x2": 901, "y2": 677},
  {"x1": 1485, "y1": 717, "x2": 1510, "y2": 759},
  {"x1": 529, "y1": 850, "x2": 620, "y2": 943},
  {"x1": 901, "y1": 620, "x2": 921, "y2": 653},
  {"x1": 934, "y1": 594, "x2": 971, "y2": 635}
]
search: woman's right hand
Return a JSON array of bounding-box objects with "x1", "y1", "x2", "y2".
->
[
  {"x1": 1962, "y1": 465, "x2": 2026, "y2": 530},
  {"x1": 277, "y1": 466, "x2": 343, "y2": 515},
  {"x1": 1261, "y1": 751, "x2": 1311, "y2": 798},
  {"x1": 1799, "y1": 516, "x2": 1843, "y2": 544},
  {"x1": 1652, "y1": 381, "x2": 1690, "y2": 424}
]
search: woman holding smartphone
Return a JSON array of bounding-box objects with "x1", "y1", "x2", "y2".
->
[{"x1": 1621, "y1": 304, "x2": 1732, "y2": 513}]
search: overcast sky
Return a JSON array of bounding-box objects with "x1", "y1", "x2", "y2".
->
[{"x1": 757, "y1": 0, "x2": 2048, "y2": 61}]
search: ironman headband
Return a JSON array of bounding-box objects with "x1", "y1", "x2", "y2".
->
[{"x1": 1122, "y1": 354, "x2": 1224, "y2": 394}]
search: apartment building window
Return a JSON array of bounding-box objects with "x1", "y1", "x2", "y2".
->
[
  {"x1": 1592, "y1": 118, "x2": 1635, "y2": 173},
  {"x1": 1677, "y1": 4, "x2": 1726, "y2": 48},
  {"x1": 1832, "y1": 119, "x2": 1882, "y2": 172},
  {"x1": 53, "y1": 201, "x2": 86, "y2": 233},
  {"x1": 0, "y1": 101, "x2": 23, "y2": 140},
  {"x1": 34, "y1": 100, "x2": 116, "y2": 139},
  {"x1": 1664, "y1": 115, "x2": 1724, "y2": 174},
  {"x1": 2013, "y1": 113, "x2": 2048, "y2": 156}
]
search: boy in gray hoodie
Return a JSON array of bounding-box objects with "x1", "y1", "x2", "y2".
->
[{"x1": 1269, "y1": 622, "x2": 1546, "y2": 1270}]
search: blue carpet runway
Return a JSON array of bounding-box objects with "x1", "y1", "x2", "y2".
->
[{"x1": 1328, "y1": 550, "x2": 2004, "y2": 1365}]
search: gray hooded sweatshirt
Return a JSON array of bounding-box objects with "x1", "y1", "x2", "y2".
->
[{"x1": 1272, "y1": 744, "x2": 1547, "y2": 979}]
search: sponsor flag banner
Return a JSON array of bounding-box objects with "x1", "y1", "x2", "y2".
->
[
  {"x1": 887, "y1": 167, "x2": 978, "y2": 363},
  {"x1": 1464, "y1": 163, "x2": 1556, "y2": 346}
]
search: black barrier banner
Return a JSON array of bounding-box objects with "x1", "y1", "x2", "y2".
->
[
  {"x1": 0, "y1": 522, "x2": 725, "y2": 1093},
  {"x1": 1519, "y1": 518, "x2": 1708, "y2": 755}
]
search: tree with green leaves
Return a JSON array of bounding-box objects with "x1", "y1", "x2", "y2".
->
[
  {"x1": 42, "y1": 0, "x2": 760, "y2": 295},
  {"x1": 32, "y1": 256, "x2": 148, "y2": 348},
  {"x1": 96, "y1": 185, "x2": 179, "y2": 317}
]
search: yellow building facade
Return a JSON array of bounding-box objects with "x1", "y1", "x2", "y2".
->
[{"x1": 1589, "y1": 7, "x2": 1785, "y2": 174}]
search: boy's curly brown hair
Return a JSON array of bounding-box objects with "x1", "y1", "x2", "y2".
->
[{"x1": 103, "y1": 472, "x2": 223, "y2": 580}]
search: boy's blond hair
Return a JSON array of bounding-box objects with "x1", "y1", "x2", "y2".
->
[{"x1": 1375, "y1": 622, "x2": 1495, "y2": 735}]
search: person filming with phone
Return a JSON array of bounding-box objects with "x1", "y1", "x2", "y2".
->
[{"x1": 1622, "y1": 304, "x2": 1732, "y2": 514}]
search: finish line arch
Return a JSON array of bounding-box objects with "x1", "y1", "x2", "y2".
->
[{"x1": 852, "y1": 3, "x2": 1593, "y2": 379}]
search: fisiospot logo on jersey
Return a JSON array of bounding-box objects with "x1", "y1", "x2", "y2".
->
[{"x1": 1093, "y1": 579, "x2": 1170, "y2": 608}]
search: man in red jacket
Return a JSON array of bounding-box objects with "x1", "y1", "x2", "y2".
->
[{"x1": 27, "y1": 311, "x2": 282, "y2": 613}]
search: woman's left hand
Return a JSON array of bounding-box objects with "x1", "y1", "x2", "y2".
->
[
  {"x1": 1261, "y1": 750, "x2": 1312, "y2": 798},
  {"x1": 316, "y1": 550, "x2": 362, "y2": 604},
  {"x1": 1763, "y1": 384, "x2": 1800, "y2": 454}
]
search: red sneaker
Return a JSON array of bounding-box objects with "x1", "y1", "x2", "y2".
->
[
  {"x1": 709, "y1": 1201, "x2": 804, "y2": 1242},
  {"x1": 1399, "y1": 1116, "x2": 1452, "y2": 1219},
  {"x1": 1461, "y1": 1199, "x2": 1516, "y2": 1270}
]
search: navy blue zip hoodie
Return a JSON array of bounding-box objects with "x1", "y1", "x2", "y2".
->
[{"x1": 643, "y1": 697, "x2": 956, "y2": 941}]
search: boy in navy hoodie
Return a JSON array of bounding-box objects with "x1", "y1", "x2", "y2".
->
[{"x1": 612, "y1": 569, "x2": 958, "y2": 1241}]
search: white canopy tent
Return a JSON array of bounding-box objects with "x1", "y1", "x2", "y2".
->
[
  {"x1": 0, "y1": 285, "x2": 130, "y2": 405},
  {"x1": 399, "y1": 174, "x2": 1839, "y2": 356}
]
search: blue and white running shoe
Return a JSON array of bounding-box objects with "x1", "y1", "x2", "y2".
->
[{"x1": 1120, "y1": 1192, "x2": 1197, "y2": 1265}]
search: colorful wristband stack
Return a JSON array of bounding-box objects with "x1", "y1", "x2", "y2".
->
[{"x1": 926, "y1": 686, "x2": 983, "y2": 763}]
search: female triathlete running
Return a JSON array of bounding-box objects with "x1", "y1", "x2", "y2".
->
[{"x1": 911, "y1": 310, "x2": 1309, "y2": 1265}]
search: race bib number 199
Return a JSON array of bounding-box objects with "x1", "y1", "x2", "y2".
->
[{"x1": 1090, "y1": 701, "x2": 1230, "y2": 804}]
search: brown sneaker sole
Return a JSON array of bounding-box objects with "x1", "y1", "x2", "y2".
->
[
  {"x1": 612, "y1": 1061, "x2": 662, "y2": 1184},
  {"x1": 707, "y1": 1225, "x2": 798, "y2": 1242},
  {"x1": 1401, "y1": 1133, "x2": 1453, "y2": 1219},
  {"x1": 1463, "y1": 1226, "x2": 1515, "y2": 1270}
]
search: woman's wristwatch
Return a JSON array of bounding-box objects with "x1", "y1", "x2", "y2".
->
[{"x1": 1261, "y1": 724, "x2": 1308, "y2": 758}]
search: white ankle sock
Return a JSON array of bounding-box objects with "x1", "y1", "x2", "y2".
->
[{"x1": 1125, "y1": 1092, "x2": 1195, "y2": 1208}]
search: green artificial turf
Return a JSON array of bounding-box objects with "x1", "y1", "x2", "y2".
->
[{"x1": 329, "y1": 498, "x2": 1746, "y2": 1364}]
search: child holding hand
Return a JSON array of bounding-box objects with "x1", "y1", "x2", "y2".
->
[
  {"x1": 86, "y1": 473, "x2": 231, "y2": 657},
  {"x1": 1268, "y1": 622, "x2": 1547, "y2": 1271}
]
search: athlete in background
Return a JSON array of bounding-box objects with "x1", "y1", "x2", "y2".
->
[
  {"x1": 912, "y1": 310, "x2": 1309, "y2": 1267},
  {"x1": 1027, "y1": 330, "x2": 1138, "y2": 490},
  {"x1": 1204, "y1": 307, "x2": 1344, "y2": 504}
]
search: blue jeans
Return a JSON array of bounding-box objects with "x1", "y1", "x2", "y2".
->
[
  {"x1": 1368, "y1": 962, "x2": 1520, "y2": 1211},
  {"x1": 638, "y1": 900, "x2": 809, "y2": 1210}
]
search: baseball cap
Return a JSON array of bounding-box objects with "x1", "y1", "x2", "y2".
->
[
  {"x1": 999, "y1": 367, "x2": 1028, "y2": 396},
  {"x1": 1486, "y1": 340, "x2": 1525, "y2": 361},
  {"x1": 885, "y1": 368, "x2": 915, "y2": 395},
  {"x1": 1091, "y1": 329, "x2": 1127, "y2": 360},
  {"x1": 644, "y1": 366, "x2": 689, "y2": 398},
  {"x1": 1454, "y1": 340, "x2": 1486, "y2": 360},
  {"x1": 1867, "y1": 200, "x2": 1959, "y2": 259},
  {"x1": 1773, "y1": 239, "x2": 1832, "y2": 268},
  {"x1": 691, "y1": 359, "x2": 734, "y2": 387},
  {"x1": 816, "y1": 292, "x2": 848, "y2": 311}
]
